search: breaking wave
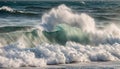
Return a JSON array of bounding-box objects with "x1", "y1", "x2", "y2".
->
[
  {"x1": 41, "y1": 4, "x2": 120, "y2": 45},
  {"x1": 0, "y1": 4, "x2": 120, "y2": 67}
]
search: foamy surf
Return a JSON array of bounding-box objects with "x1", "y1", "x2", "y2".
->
[
  {"x1": 0, "y1": 4, "x2": 120, "y2": 68},
  {"x1": 0, "y1": 41, "x2": 120, "y2": 67}
]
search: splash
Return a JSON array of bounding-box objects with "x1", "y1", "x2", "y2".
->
[
  {"x1": 41, "y1": 4, "x2": 120, "y2": 45},
  {"x1": 41, "y1": 4, "x2": 96, "y2": 33}
]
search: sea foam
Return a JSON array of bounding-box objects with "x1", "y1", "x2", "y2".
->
[{"x1": 0, "y1": 41, "x2": 120, "y2": 67}]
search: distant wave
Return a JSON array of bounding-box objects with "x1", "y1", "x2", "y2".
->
[
  {"x1": 0, "y1": 6, "x2": 14, "y2": 12},
  {"x1": 0, "y1": 6, "x2": 38, "y2": 16}
]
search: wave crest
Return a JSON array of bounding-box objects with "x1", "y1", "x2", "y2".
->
[
  {"x1": 41, "y1": 4, "x2": 96, "y2": 33},
  {"x1": 0, "y1": 6, "x2": 14, "y2": 12}
]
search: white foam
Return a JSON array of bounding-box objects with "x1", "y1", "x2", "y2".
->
[
  {"x1": 1, "y1": 41, "x2": 120, "y2": 67},
  {"x1": 41, "y1": 4, "x2": 96, "y2": 33},
  {"x1": 89, "y1": 23, "x2": 120, "y2": 45},
  {"x1": 0, "y1": 44, "x2": 46, "y2": 67}
]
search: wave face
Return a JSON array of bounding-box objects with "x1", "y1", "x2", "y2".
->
[
  {"x1": 0, "y1": 2, "x2": 120, "y2": 67},
  {"x1": 43, "y1": 24, "x2": 90, "y2": 45}
]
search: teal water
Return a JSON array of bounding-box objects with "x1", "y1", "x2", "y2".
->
[{"x1": 43, "y1": 24, "x2": 89, "y2": 45}]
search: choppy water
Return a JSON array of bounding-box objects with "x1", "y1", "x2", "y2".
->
[{"x1": 0, "y1": 1, "x2": 120, "y2": 68}]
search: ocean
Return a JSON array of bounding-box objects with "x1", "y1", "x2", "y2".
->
[{"x1": 0, "y1": 0, "x2": 120, "y2": 68}]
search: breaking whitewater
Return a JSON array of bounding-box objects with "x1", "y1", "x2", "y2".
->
[{"x1": 0, "y1": 4, "x2": 120, "y2": 68}]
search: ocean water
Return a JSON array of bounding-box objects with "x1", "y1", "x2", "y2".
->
[{"x1": 0, "y1": 0, "x2": 120, "y2": 68}]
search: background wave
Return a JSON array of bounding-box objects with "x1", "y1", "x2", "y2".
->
[{"x1": 0, "y1": 6, "x2": 39, "y2": 17}]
